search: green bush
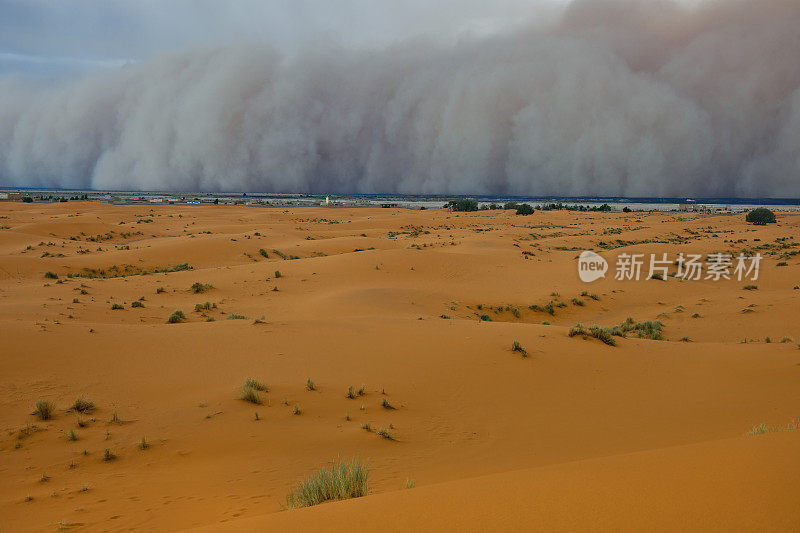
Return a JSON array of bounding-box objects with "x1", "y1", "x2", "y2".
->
[
  {"x1": 515, "y1": 203, "x2": 534, "y2": 216},
  {"x1": 44, "y1": 271, "x2": 58, "y2": 279},
  {"x1": 746, "y1": 208, "x2": 776, "y2": 225},
  {"x1": 446, "y1": 199, "x2": 479, "y2": 212}
]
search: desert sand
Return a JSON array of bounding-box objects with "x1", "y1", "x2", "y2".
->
[{"x1": 0, "y1": 202, "x2": 798, "y2": 531}]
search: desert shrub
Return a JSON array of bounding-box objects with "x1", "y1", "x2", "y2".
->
[
  {"x1": 746, "y1": 208, "x2": 776, "y2": 225},
  {"x1": 776, "y1": 261, "x2": 788, "y2": 267},
  {"x1": 650, "y1": 272, "x2": 664, "y2": 280},
  {"x1": 479, "y1": 314, "x2": 492, "y2": 322},
  {"x1": 156, "y1": 287, "x2": 165, "y2": 294},
  {"x1": 245, "y1": 378, "x2": 268, "y2": 391},
  {"x1": 515, "y1": 203, "x2": 535, "y2": 216},
  {"x1": 241, "y1": 385, "x2": 263, "y2": 405},
  {"x1": 511, "y1": 340, "x2": 528, "y2": 357},
  {"x1": 743, "y1": 285, "x2": 758, "y2": 290},
  {"x1": 66, "y1": 429, "x2": 78, "y2": 441},
  {"x1": 274, "y1": 270, "x2": 282, "y2": 278},
  {"x1": 167, "y1": 310, "x2": 186, "y2": 323},
  {"x1": 258, "y1": 249, "x2": 269, "y2": 258},
  {"x1": 589, "y1": 326, "x2": 617, "y2": 346},
  {"x1": 226, "y1": 314, "x2": 248, "y2": 320},
  {"x1": 131, "y1": 301, "x2": 144, "y2": 308},
  {"x1": 70, "y1": 398, "x2": 95, "y2": 414},
  {"x1": 346, "y1": 386, "x2": 357, "y2": 399},
  {"x1": 285, "y1": 458, "x2": 369, "y2": 509},
  {"x1": 44, "y1": 271, "x2": 58, "y2": 279},
  {"x1": 571, "y1": 298, "x2": 585, "y2": 306},
  {"x1": 191, "y1": 282, "x2": 213, "y2": 294},
  {"x1": 102, "y1": 448, "x2": 116, "y2": 461},
  {"x1": 139, "y1": 436, "x2": 149, "y2": 450},
  {"x1": 377, "y1": 428, "x2": 395, "y2": 440},
  {"x1": 111, "y1": 303, "x2": 124, "y2": 310},
  {"x1": 292, "y1": 404, "x2": 302, "y2": 415},
  {"x1": 569, "y1": 324, "x2": 617, "y2": 346},
  {"x1": 306, "y1": 378, "x2": 316, "y2": 391},
  {"x1": 34, "y1": 400, "x2": 56, "y2": 420},
  {"x1": 194, "y1": 302, "x2": 213, "y2": 312},
  {"x1": 381, "y1": 398, "x2": 395, "y2": 410}
]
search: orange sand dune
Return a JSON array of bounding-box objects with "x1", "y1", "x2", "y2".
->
[
  {"x1": 0, "y1": 202, "x2": 798, "y2": 531},
  {"x1": 198, "y1": 432, "x2": 800, "y2": 532}
]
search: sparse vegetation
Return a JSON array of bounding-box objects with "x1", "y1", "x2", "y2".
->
[
  {"x1": 70, "y1": 398, "x2": 95, "y2": 414},
  {"x1": 66, "y1": 429, "x2": 78, "y2": 441},
  {"x1": 306, "y1": 378, "x2": 316, "y2": 391},
  {"x1": 284, "y1": 458, "x2": 369, "y2": 509},
  {"x1": 139, "y1": 436, "x2": 149, "y2": 450},
  {"x1": 292, "y1": 404, "x2": 302, "y2": 415},
  {"x1": 569, "y1": 324, "x2": 617, "y2": 346},
  {"x1": 34, "y1": 400, "x2": 56, "y2": 420},
  {"x1": 191, "y1": 282, "x2": 213, "y2": 294},
  {"x1": 241, "y1": 385, "x2": 263, "y2": 405},
  {"x1": 131, "y1": 300, "x2": 144, "y2": 308},
  {"x1": 44, "y1": 271, "x2": 58, "y2": 279},
  {"x1": 167, "y1": 310, "x2": 186, "y2": 323},
  {"x1": 511, "y1": 340, "x2": 528, "y2": 357},
  {"x1": 102, "y1": 448, "x2": 116, "y2": 461},
  {"x1": 377, "y1": 428, "x2": 395, "y2": 440},
  {"x1": 244, "y1": 378, "x2": 268, "y2": 392},
  {"x1": 111, "y1": 303, "x2": 124, "y2": 310},
  {"x1": 381, "y1": 398, "x2": 395, "y2": 410}
]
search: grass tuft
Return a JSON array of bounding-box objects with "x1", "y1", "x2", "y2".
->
[
  {"x1": 70, "y1": 397, "x2": 95, "y2": 414},
  {"x1": 241, "y1": 385, "x2": 263, "y2": 405},
  {"x1": 34, "y1": 399, "x2": 56, "y2": 420},
  {"x1": 306, "y1": 378, "x2": 316, "y2": 391},
  {"x1": 511, "y1": 340, "x2": 528, "y2": 357},
  {"x1": 244, "y1": 378, "x2": 268, "y2": 392},
  {"x1": 167, "y1": 310, "x2": 186, "y2": 324},
  {"x1": 381, "y1": 398, "x2": 395, "y2": 410},
  {"x1": 284, "y1": 458, "x2": 369, "y2": 509}
]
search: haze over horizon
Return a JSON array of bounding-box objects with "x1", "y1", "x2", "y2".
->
[{"x1": 0, "y1": 0, "x2": 798, "y2": 197}]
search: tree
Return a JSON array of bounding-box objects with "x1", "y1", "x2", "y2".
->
[
  {"x1": 446, "y1": 199, "x2": 479, "y2": 212},
  {"x1": 516, "y1": 203, "x2": 534, "y2": 215},
  {"x1": 746, "y1": 208, "x2": 776, "y2": 225}
]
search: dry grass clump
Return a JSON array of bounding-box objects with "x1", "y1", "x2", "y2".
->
[
  {"x1": 167, "y1": 310, "x2": 186, "y2": 323},
  {"x1": 69, "y1": 397, "x2": 95, "y2": 414},
  {"x1": 376, "y1": 428, "x2": 395, "y2": 440},
  {"x1": 190, "y1": 282, "x2": 213, "y2": 294},
  {"x1": 306, "y1": 378, "x2": 317, "y2": 391},
  {"x1": 244, "y1": 378, "x2": 268, "y2": 392},
  {"x1": 511, "y1": 340, "x2": 528, "y2": 357},
  {"x1": 102, "y1": 448, "x2": 116, "y2": 461},
  {"x1": 33, "y1": 400, "x2": 56, "y2": 420},
  {"x1": 569, "y1": 324, "x2": 617, "y2": 346},
  {"x1": 284, "y1": 458, "x2": 369, "y2": 509},
  {"x1": 241, "y1": 384, "x2": 263, "y2": 405},
  {"x1": 381, "y1": 398, "x2": 395, "y2": 410}
]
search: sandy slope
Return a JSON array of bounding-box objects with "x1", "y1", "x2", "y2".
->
[
  {"x1": 0, "y1": 202, "x2": 798, "y2": 531},
  {"x1": 194, "y1": 432, "x2": 800, "y2": 532}
]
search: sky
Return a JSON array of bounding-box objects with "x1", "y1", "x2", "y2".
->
[
  {"x1": 0, "y1": 0, "x2": 547, "y2": 78},
  {"x1": 0, "y1": 0, "x2": 798, "y2": 197}
]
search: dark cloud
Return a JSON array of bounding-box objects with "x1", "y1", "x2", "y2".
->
[{"x1": 0, "y1": 0, "x2": 798, "y2": 196}]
